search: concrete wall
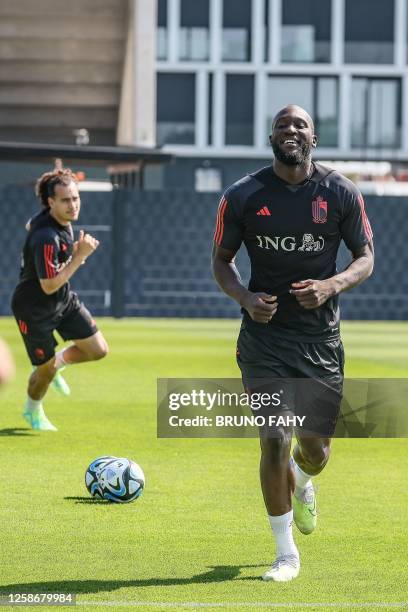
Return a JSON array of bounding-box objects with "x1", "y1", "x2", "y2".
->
[
  {"x1": 117, "y1": 0, "x2": 157, "y2": 147},
  {"x1": 0, "y1": 0, "x2": 128, "y2": 145}
]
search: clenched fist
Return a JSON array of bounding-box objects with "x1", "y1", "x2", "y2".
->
[
  {"x1": 74, "y1": 230, "x2": 100, "y2": 260},
  {"x1": 290, "y1": 279, "x2": 334, "y2": 309},
  {"x1": 241, "y1": 292, "x2": 278, "y2": 324}
]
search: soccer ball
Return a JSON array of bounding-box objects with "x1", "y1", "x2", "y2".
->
[{"x1": 85, "y1": 455, "x2": 145, "y2": 503}]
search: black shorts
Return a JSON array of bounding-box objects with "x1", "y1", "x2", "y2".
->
[
  {"x1": 13, "y1": 292, "x2": 98, "y2": 366},
  {"x1": 236, "y1": 325, "x2": 344, "y2": 437}
]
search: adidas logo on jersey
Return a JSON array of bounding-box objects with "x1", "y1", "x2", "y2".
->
[{"x1": 256, "y1": 206, "x2": 271, "y2": 216}]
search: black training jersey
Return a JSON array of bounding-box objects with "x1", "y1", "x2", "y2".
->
[
  {"x1": 12, "y1": 209, "x2": 74, "y2": 319},
  {"x1": 214, "y1": 162, "x2": 373, "y2": 341}
]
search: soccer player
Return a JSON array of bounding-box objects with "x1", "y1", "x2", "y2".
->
[
  {"x1": 212, "y1": 105, "x2": 374, "y2": 582},
  {"x1": 0, "y1": 337, "x2": 15, "y2": 386},
  {"x1": 11, "y1": 162, "x2": 108, "y2": 431}
]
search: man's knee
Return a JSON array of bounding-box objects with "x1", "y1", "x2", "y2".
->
[
  {"x1": 89, "y1": 339, "x2": 109, "y2": 361},
  {"x1": 260, "y1": 428, "x2": 292, "y2": 464},
  {"x1": 300, "y1": 439, "x2": 330, "y2": 470}
]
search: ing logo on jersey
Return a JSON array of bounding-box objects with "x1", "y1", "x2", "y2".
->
[
  {"x1": 298, "y1": 234, "x2": 324, "y2": 251},
  {"x1": 256, "y1": 234, "x2": 325, "y2": 252}
]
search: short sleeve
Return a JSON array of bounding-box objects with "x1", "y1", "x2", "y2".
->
[
  {"x1": 213, "y1": 193, "x2": 244, "y2": 251},
  {"x1": 340, "y1": 187, "x2": 373, "y2": 252},
  {"x1": 32, "y1": 229, "x2": 59, "y2": 279}
]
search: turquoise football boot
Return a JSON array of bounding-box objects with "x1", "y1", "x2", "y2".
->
[
  {"x1": 51, "y1": 367, "x2": 71, "y2": 396},
  {"x1": 23, "y1": 402, "x2": 58, "y2": 431}
]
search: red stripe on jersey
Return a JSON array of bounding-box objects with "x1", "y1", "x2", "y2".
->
[
  {"x1": 49, "y1": 244, "x2": 57, "y2": 277},
  {"x1": 43, "y1": 245, "x2": 49, "y2": 278},
  {"x1": 44, "y1": 245, "x2": 51, "y2": 278},
  {"x1": 214, "y1": 197, "x2": 222, "y2": 242},
  {"x1": 358, "y1": 195, "x2": 373, "y2": 241},
  {"x1": 44, "y1": 244, "x2": 56, "y2": 278},
  {"x1": 214, "y1": 197, "x2": 227, "y2": 245},
  {"x1": 218, "y1": 198, "x2": 227, "y2": 244},
  {"x1": 216, "y1": 197, "x2": 227, "y2": 243}
]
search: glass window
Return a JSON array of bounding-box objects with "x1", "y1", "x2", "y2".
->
[
  {"x1": 345, "y1": 0, "x2": 394, "y2": 64},
  {"x1": 225, "y1": 74, "x2": 254, "y2": 145},
  {"x1": 281, "y1": 0, "x2": 331, "y2": 63},
  {"x1": 351, "y1": 78, "x2": 401, "y2": 148},
  {"x1": 266, "y1": 76, "x2": 338, "y2": 146},
  {"x1": 222, "y1": 0, "x2": 251, "y2": 62},
  {"x1": 179, "y1": 0, "x2": 209, "y2": 61},
  {"x1": 157, "y1": 73, "x2": 196, "y2": 145},
  {"x1": 157, "y1": 0, "x2": 168, "y2": 60},
  {"x1": 316, "y1": 78, "x2": 337, "y2": 147}
]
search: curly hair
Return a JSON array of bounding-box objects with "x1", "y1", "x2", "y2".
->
[{"x1": 36, "y1": 159, "x2": 78, "y2": 208}]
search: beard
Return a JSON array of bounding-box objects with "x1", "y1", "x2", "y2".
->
[{"x1": 271, "y1": 141, "x2": 312, "y2": 166}]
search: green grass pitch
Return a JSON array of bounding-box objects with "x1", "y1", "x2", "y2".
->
[{"x1": 0, "y1": 318, "x2": 407, "y2": 611}]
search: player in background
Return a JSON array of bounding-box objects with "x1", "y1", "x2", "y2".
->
[
  {"x1": 0, "y1": 337, "x2": 15, "y2": 386},
  {"x1": 11, "y1": 161, "x2": 108, "y2": 431},
  {"x1": 212, "y1": 105, "x2": 374, "y2": 582}
]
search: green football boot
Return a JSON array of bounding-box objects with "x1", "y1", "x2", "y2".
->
[
  {"x1": 32, "y1": 365, "x2": 71, "y2": 396},
  {"x1": 293, "y1": 482, "x2": 317, "y2": 535},
  {"x1": 51, "y1": 367, "x2": 71, "y2": 396},
  {"x1": 23, "y1": 402, "x2": 58, "y2": 431}
]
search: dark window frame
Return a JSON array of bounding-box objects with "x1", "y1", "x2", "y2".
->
[{"x1": 266, "y1": 74, "x2": 339, "y2": 147}]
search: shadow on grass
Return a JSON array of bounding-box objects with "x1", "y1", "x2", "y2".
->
[
  {"x1": 0, "y1": 427, "x2": 34, "y2": 437},
  {"x1": 0, "y1": 565, "x2": 265, "y2": 595},
  {"x1": 64, "y1": 497, "x2": 108, "y2": 505}
]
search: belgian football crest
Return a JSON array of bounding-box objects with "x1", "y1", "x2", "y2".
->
[{"x1": 312, "y1": 196, "x2": 328, "y2": 223}]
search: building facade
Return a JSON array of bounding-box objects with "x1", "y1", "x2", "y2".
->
[
  {"x1": 155, "y1": 0, "x2": 408, "y2": 189},
  {"x1": 1, "y1": 0, "x2": 406, "y2": 190},
  {"x1": 0, "y1": 0, "x2": 158, "y2": 185}
]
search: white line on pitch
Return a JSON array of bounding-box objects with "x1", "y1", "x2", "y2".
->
[{"x1": 78, "y1": 602, "x2": 408, "y2": 608}]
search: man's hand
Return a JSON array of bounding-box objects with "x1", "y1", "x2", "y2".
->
[
  {"x1": 74, "y1": 230, "x2": 99, "y2": 260},
  {"x1": 241, "y1": 292, "x2": 278, "y2": 323},
  {"x1": 211, "y1": 245, "x2": 277, "y2": 323},
  {"x1": 40, "y1": 231, "x2": 100, "y2": 295},
  {"x1": 290, "y1": 279, "x2": 334, "y2": 310}
]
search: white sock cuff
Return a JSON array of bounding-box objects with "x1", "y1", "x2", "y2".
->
[
  {"x1": 293, "y1": 461, "x2": 312, "y2": 488},
  {"x1": 268, "y1": 510, "x2": 293, "y2": 534},
  {"x1": 268, "y1": 511, "x2": 298, "y2": 558},
  {"x1": 26, "y1": 397, "x2": 42, "y2": 411},
  {"x1": 54, "y1": 349, "x2": 68, "y2": 369}
]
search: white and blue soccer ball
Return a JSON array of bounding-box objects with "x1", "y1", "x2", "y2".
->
[{"x1": 85, "y1": 455, "x2": 145, "y2": 503}]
